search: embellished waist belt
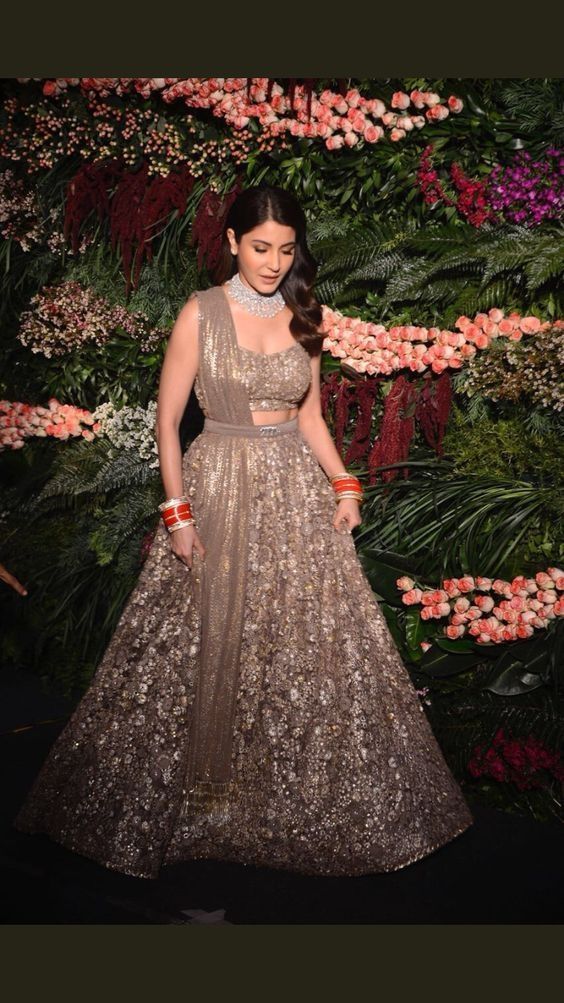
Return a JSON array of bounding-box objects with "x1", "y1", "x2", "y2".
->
[{"x1": 203, "y1": 416, "x2": 299, "y2": 438}]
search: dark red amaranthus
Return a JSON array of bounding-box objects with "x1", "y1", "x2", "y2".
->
[
  {"x1": 344, "y1": 378, "x2": 381, "y2": 465},
  {"x1": 415, "y1": 370, "x2": 452, "y2": 458},
  {"x1": 366, "y1": 374, "x2": 418, "y2": 485},
  {"x1": 64, "y1": 160, "x2": 124, "y2": 253},
  {"x1": 190, "y1": 178, "x2": 244, "y2": 274},
  {"x1": 64, "y1": 159, "x2": 195, "y2": 296},
  {"x1": 110, "y1": 162, "x2": 195, "y2": 296}
]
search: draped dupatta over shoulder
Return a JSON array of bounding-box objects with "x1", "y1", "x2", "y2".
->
[{"x1": 184, "y1": 286, "x2": 258, "y2": 809}]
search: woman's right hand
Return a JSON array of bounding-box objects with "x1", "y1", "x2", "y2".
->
[{"x1": 168, "y1": 525, "x2": 206, "y2": 569}]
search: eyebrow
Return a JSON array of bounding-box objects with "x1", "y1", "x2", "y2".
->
[{"x1": 251, "y1": 239, "x2": 296, "y2": 247}]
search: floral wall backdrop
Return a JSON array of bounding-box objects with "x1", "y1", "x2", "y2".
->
[{"x1": 1, "y1": 77, "x2": 563, "y2": 821}]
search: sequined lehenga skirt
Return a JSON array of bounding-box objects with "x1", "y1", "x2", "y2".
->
[{"x1": 14, "y1": 417, "x2": 474, "y2": 879}]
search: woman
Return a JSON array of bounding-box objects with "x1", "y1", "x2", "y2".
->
[{"x1": 14, "y1": 185, "x2": 474, "y2": 879}]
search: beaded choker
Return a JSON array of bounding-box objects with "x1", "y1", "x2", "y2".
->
[{"x1": 225, "y1": 272, "x2": 286, "y2": 318}]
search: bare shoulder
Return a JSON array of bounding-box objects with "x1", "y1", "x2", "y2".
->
[{"x1": 171, "y1": 293, "x2": 200, "y2": 339}]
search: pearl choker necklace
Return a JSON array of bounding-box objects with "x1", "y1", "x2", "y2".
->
[{"x1": 225, "y1": 272, "x2": 286, "y2": 318}]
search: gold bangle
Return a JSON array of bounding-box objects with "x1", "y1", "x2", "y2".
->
[
  {"x1": 335, "y1": 492, "x2": 363, "y2": 502},
  {"x1": 167, "y1": 519, "x2": 196, "y2": 534},
  {"x1": 158, "y1": 495, "x2": 189, "y2": 512}
]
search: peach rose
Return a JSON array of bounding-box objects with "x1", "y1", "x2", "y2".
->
[
  {"x1": 488, "y1": 308, "x2": 504, "y2": 324},
  {"x1": 447, "y1": 96, "x2": 464, "y2": 113},
  {"x1": 391, "y1": 91, "x2": 410, "y2": 109},
  {"x1": 326, "y1": 135, "x2": 345, "y2": 150},
  {"x1": 396, "y1": 576, "x2": 415, "y2": 591},
  {"x1": 401, "y1": 587, "x2": 423, "y2": 605},
  {"x1": 364, "y1": 125, "x2": 383, "y2": 143},
  {"x1": 446, "y1": 625, "x2": 465, "y2": 638},
  {"x1": 420, "y1": 591, "x2": 438, "y2": 606},
  {"x1": 390, "y1": 128, "x2": 406, "y2": 142},
  {"x1": 410, "y1": 90, "x2": 426, "y2": 109},
  {"x1": 498, "y1": 319, "x2": 515, "y2": 335},
  {"x1": 437, "y1": 602, "x2": 452, "y2": 617},
  {"x1": 451, "y1": 613, "x2": 469, "y2": 625},
  {"x1": 519, "y1": 316, "x2": 541, "y2": 334},
  {"x1": 474, "y1": 595, "x2": 495, "y2": 612},
  {"x1": 474, "y1": 333, "x2": 490, "y2": 349}
]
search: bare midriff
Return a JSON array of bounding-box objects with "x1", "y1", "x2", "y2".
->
[{"x1": 251, "y1": 407, "x2": 299, "y2": 426}]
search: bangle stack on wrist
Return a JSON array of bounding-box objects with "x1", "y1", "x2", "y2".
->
[
  {"x1": 158, "y1": 495, "x2": 196, "y2": 534},
  {"x1": 330, "y1": 472, "x2": 364, "y2": 504}
]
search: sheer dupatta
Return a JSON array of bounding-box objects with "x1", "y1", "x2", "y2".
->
[{"x1": 184, "y1": 286, "x2": 257, "y2": 809}]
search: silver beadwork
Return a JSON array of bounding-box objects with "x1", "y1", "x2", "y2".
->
[{"x1": 225, "y1": 272, "x2": 286, "y2": 318}]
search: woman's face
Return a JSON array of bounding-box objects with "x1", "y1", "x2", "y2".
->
[{"x1": 227, "y1": 220, "x2": 296, "y2": 294}]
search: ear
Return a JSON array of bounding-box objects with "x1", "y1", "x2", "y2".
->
[{"x1": 226, "y1": 227, "x2": 237, "y2": 254}]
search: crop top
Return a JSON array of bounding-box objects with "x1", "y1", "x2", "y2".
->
[{"x1": 194, "y1": 341, "x2": 312, "y2": 413}]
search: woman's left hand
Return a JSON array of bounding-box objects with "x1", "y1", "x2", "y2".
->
[{"x1": 333, "y1": 498, "x2": 362, "y2": 534}]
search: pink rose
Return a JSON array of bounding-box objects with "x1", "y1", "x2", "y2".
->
[
  {"x1": 426, "y1": 105, "x2": 449, "y2": 121},
  {"x1": 391, "y1": 91, "x2": 410, "y2": 109},
  {"x1": 488, "y1": 308, "x2": 504, "y2": 324},
  {"x1": 446, "y1": 625, "x2": 465, "y2": 638},
  {"x1": 345, "y1": 89, "x2": 361, "y2": 108},
  {"x1": 402, "y1": 587, "x2": 423, "y2": 605},
  {"x1": 410, "y1": 116, "x2": 426, "y2": 129},
  {"x1": 363, "y1": 125, "x2": 383, "y2": 143},
  {"x1": 474, "y1": 595, "x2": 495, "y2": 612},
  {"x1": 390, "y1": 128, "x2": 406, "y2": 142},
  {"x1": 396, "y1": 576, "x2": 415, "y2": 590},
  {"x1": 326, "y1": 135, "x2": 345, "y2": 150},
  {"x1": 451, "y1": 613, "x2": 469, "y2": 625},
  {"x1": 448, "y1": 96, "x2": 464, "y2": 113},
  {"x1": 454, "y1": 597, "x2": 471, "y2": 613},
  {"x1": 421, "y1": 591, "x2": 438, "y2": 606},
  {"x1": 410, "y1": 90, "x2": 425, "y2": 109},
  {"x1": 396, "y1": 116, "x2": 414, "y2": 131}
]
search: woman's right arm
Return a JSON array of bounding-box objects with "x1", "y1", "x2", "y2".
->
[{"x1": 155, "y1": 296, "x2": 206, "y2": 568}]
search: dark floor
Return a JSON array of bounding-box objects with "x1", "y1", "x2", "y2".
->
[{"x1": 2, "y1": 667, "x2": 563, "y2": 925}]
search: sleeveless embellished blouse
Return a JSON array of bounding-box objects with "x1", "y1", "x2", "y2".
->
[{"x1": 195, "y1": 335, "x2": 312, "y2": 413}]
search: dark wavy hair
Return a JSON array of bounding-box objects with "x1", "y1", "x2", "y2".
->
[{"x1": 212, "y1": 185, "x2": 324, "y2": 355}]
